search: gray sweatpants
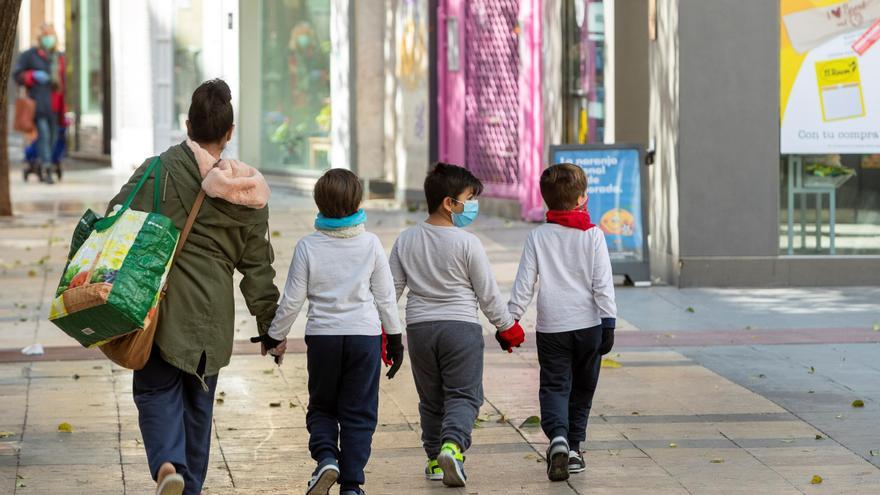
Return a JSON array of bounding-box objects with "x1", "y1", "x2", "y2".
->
[{"x1": 406, "y1": 320, "x2": 484, "y2": 458}]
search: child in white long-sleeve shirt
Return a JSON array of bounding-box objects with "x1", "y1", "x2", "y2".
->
[
  {"x1": 261, "y1": 169, "x2": 403, "y2": 495},
  {"x1": 507, "y1": 163, "x2": 617, "y2": 483}
]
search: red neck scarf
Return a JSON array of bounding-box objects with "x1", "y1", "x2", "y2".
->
[{"x1": 546, "y1": 209, "x2": 595, "y2": 231}]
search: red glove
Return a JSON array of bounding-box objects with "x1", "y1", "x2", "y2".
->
[
  {"x1": 495, "y1": 321, "x2": 525, "y2": 353},
  {"x1": 381, "y1": 326, "x2": 393, "y2": 366}
]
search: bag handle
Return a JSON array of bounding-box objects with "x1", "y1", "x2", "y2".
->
[{"x1": 95, "y1": 157, "x2": 162, "y2": 231}]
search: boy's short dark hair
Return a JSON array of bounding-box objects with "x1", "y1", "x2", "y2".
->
[
  {"x1": 424, "y1": 162, "x2": 484, "y2": 213},
  {"x1": 314, "y1": 169, "x2": 363, "y2": 218},
  {"x1": 540, "y1": 164, "x2": 587, "y2": 210},
  {"x1": 188, "y1": 79, "x2": 234, "y2": 143}
]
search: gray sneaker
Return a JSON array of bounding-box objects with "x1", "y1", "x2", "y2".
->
[
  {"x1": 305, "y1": 459, "x2": 339, "y2": 495},
  {"x1": 568, "y1": 450, "x2": 586, "y2": 473},
  {"x1": 546, "y1": 436, "x2": 570, "y2": 482}
]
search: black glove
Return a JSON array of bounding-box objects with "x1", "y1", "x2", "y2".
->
[
  {"x1": 384, "y1": 333, "x2": 405, "y2": 379},
  {"x1": 494, "y1": 330, "x2": 511, "y2": 351},
  {"x1": 599, "y1": 327, "x2": 615, "y2": 355},
  {"x1": 250, "y1": 334, "x2": 284, "y2": 364}
]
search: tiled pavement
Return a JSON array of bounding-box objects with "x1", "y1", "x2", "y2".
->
[
  {"x1": 2, "y1": 165, "x2": 880, "y2": 493},
  {"x1": 3, "y1": 350, "x2": 880, "y2": 494}
]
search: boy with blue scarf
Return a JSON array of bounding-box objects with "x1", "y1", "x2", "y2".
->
[
  {"x1": 389, "y1": 163, "x2": 524, "y2": 487},
  {"x1": 262, "y1": 169, "x2": 403, "y2": 495}
]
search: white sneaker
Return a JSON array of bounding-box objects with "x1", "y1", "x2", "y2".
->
[{"x1": 156, "y1": 473, "x2": 184, "y2": 495}]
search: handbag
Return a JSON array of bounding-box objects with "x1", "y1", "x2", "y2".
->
[
  {"x1": 14, "y1": 88, "x2": 35, "y2": 133},
  {"x1": 99, "y1": 188, "x2": 206, "y2": 370}
]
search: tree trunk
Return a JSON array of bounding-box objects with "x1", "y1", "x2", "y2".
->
[{"x1": 0, "y1": 0, "x2": 24, "y2": 217}]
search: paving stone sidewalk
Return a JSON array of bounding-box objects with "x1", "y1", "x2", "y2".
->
[{"x1": 2, "y1": 349, "x2": 880, "y2": 494}]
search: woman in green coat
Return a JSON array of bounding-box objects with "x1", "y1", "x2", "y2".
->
[{"x1": 107, "y1": 80, "x2": 281, "y2": 495}]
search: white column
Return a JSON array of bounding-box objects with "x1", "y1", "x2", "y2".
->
[
  {"x1": 109, "y1": 0, "x2": 155, "y2": 171},
  {"x1": 330, "y1": 0, "x2": 352, "y2": 170}
]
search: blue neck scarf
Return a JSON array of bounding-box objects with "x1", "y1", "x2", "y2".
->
[{"x1": 315, "y1": 209, "x2": 367, "y2": 230}]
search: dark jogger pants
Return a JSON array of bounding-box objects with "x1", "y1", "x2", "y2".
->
[
  {"x1": 133, "y1": 349, "x2": 218, "y2": 495},
  {"x1": 306, "y1": 334, "x2": 381, "y2": 492},
  {"x1": 536, "y1": 326, "x2": 603, "y2": 448}
]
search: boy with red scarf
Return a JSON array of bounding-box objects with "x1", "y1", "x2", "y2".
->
[{"x1": 507, "y1": 163, "x2": 617, "y2": 482}]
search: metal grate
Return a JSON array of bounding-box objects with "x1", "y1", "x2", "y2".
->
[{"x1": 464, "y1": 0, "x2": 520, "y2": 187}]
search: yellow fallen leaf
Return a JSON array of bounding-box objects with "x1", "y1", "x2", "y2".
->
[
  {"x1": 668, "y1": 443, "x2": 677, "y2": 448},
  {"x1": 601, "y1": 358, "x2": 622, "y2": 369},
  {"x1": 519, "y1": 416, "x2": 541, "y2": 428},
  {"x1": 811, "y1": 475, "x2": 823, "y2": 485},
  {"x1": 710, "y1": 458, "x2": 724, "y2": 464},
  {"x1": 0, "y1": 431, "x2": 14, "y2": 438},
  {"x1": 57, "y1": 422, "x2": 73, "y2": 433}
]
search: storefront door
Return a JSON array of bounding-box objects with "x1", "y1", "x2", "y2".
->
[
  {"x1": 437, "y1": 0, "x2": 544, "y2": 219},
  {"x1": 152, "y1": 0, "x2": 240, "y2": 154}
]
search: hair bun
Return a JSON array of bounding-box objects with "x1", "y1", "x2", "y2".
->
[{"x1": 204, "y1": 78, "x2": 232, "y2": 103}]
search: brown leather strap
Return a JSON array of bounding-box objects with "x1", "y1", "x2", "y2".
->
[
  {"x1": 173, "y1": 189, "x2": 206, "y2": 262},
  {"x1": 161, "y1": 190, "x2": 206, "y2": 296}
]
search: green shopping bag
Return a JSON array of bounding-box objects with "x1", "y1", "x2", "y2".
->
[{"x1": 49, "y1": 158, "x2": 180, "y2": 347}]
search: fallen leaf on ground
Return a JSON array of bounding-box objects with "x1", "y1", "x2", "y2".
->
[
  {"x1": 808, "y1": 366, "x2": 815, "y2": 374},
  {"x1": 519, "y1": 416, "x2": 541, "y2": 428},
  {"x1": 631, "y1": 411, "x2": 640, "y2": 415},
  {"x1": 289, "y1": 401, "x2": 297, "y2": 408},
  {"x1": 601, "y1": 358, "x2": 622, "y2": 369},
  {"x1": 710, "y1": 458, "x2": 724, "y2": 463},
  {"x1": 497, "y1": 414, "x2": 507, "y2": 423},
  {"x1": 0, "y1": 431, "x2": 14, "y2": 438},
  {"x1": 27, "y1": 269, "x2": 37, "y2": 277},
  {"x1": 269, "y1": 402, "x2": 281, "y2": 408},
  {"x1": 72, "y1": 374, "x2": 80, "y2": 380},
  {"x1": 669, "y1": 443, "x2": 677, "y2": 448},
  {"x1": 873, "y1": 323, "x2": 880, "y2": 332},
  {"x1": 215, "y1": 398, "x2": 224, "y2": 404},
  {"x1": 271, "y1": 231, "x2": 281, "y2": 238},
  {"x1": 815, "y1": 434, "x2": 823, "y2": 440},
  {"x1": 262, "y1": 369, "x2": 274, "y2": 375},
  {"x1": 852, "y1": 400, "x2": 865, "y2": 408},
  {"x1": 219, "y1": 391, "x2": 226, "y2": 397},
  {"x1": 869, "y1": 449, "x2": 880, "y2": 456},
  {"x1": 811, "y1": 475, "x2": 823, "y2": 485},
  {"x1": 686, "y1": 307, "x2": 695, "y2": 313},
  {"x1": 57, "y1": 422, "x2": 73, "y2": 433}
]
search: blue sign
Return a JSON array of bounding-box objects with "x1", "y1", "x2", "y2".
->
[{"x1": 551, "y1": 146, "x2": 645, "y2": 263}]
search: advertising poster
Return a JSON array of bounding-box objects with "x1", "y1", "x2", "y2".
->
[
  {"x1": 551, "y1": 146, "x2": 645, "y2": 264},
  {"x1": 781, "y1": 0, "x2": 880, "y2": 154}
]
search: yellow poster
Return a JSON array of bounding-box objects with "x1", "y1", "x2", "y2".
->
[{"x1": 781, "y1": 0, "x2": 880, "y2": 153}]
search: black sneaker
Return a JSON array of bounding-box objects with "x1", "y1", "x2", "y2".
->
[
  {"x1": 568, "y1": 450, "x2": 586, "y2": 473},
  {"x1": 546, "y1": 436, "x2": 570, "y2": 482},
  {"x1": 305, "y1": 458, "x2": 339, "y2": 495}
]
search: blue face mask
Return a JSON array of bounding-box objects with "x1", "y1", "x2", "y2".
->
[
  {"x1": 41, "y1": 35, "x2": 56, "y2": 50},
  {"x1": 450, "y1": 198, "x2": 479, "y2": 228},
  {"x1": 315, "y1": 208, "x2": 366, "y2": 230}
]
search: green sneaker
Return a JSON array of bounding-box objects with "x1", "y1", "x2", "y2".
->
[
  {"x1": 437, "y1": 442, "x2": 467, "y2": 487},
  {"x1": 425, "y1": 459, "x2": 443, "y2": 481}
]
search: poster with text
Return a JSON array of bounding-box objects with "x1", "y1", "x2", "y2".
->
[
  {"x1": 551, "y1": 147, "x2": 645, "y2": 263},
  {"x1": 781, "y1": 0, "x2": 880, "y2": 154}
]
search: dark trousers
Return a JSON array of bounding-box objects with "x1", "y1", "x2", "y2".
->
[
  {"x1": 133, "y1": 349, "x2": 218, "y2": 495},
  {"x1": 536, "y1": 326, "x2": 603, "y2": 448},
  {"x1": 406, "y1": 321, "x2": 484, "y2": 458},
  {"x1": 35, "y1": 117, "x2": 59, "y2": 170},
  {"x1": 306, "y1": 335, "x2": 381, "y2": 491}
]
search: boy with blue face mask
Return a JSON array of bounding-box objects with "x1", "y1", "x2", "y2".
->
[{"x1": 389, "y1": 162, "x2": 524, "y2": 487}]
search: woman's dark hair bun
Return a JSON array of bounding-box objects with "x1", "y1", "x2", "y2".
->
[{"x1": 188, "y1": 79, "x2": 234, "y2": 143}]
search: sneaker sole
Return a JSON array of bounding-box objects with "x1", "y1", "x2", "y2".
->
[
  {"x1": 157, "y1": 474, "x2": 185, "y2": 495},
  {"x1": 425, "y1": 472, "x2": 444, "y2": 481},
  {"x1": 569, "y1": 464, "x2": 586, "y2": 474},
  {"x1": 306, "y1": 466, "x2": 339, "y2": 495},
  {"x1": 437, "y1": 451, "x2": 466, "y2": 487},
  {"x1": 547, "y1": 446, "x2": 570, "y2": 482}
]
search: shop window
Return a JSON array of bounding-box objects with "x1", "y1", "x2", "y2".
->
[
  {"x1": 172, "y1": 0, "x2": 204, "y2": 131},
  {"x1": 562, "y1": 0, "x2": 606, "y2": 144},
  {"x1": 74, "y1": 0, "x2": 105, "y2": 154},
  {"x1": 260, "y1": 0, "x2": 331, "y2": 173},
  {"x1": 780, "y1": 155, "x2": 880, "y2": 255}
]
